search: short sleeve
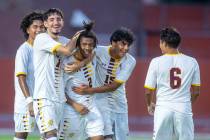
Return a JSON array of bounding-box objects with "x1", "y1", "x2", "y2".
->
[
  {"x1": 191, "y1": 59, "x2": 201, "y2": 87},
  {"x1": 144, "y1": 59, "x2": 157, "y2": 90},
  {"x1": 15, "y1": 48, "x2": 28, "y2": 76},
  {"x1": 115, "y1": 56, "x2": 136, "y2": 84},
  {"x1": 34, "y1": 33, "x2": 62, "y2": 54}
]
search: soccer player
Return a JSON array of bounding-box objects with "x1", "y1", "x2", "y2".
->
[
  {"x1": 144, "y1": 27, "x2": 200, "y2": 140},
  {"x1": 72, "y1": 27, "x2": 136, "y2": 140},
  {"x1": 14, "y1": 11, "x2": 45, "y2": 140},
  {"x1": 33, "y1": 8, "x2": 81, "y2": 140},
  {"x1": 58, "y1": 21, "x2": 104, "y2": 140}
]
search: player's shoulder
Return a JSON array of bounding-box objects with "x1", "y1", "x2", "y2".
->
[
  {"x1": 17, "y1": 42, "x2": 31, "y2": 52},
  {"x1": 36, "y1": 32, "x2": 48, "y2": 39},
  {"x1": 181, "y1": 54, "x2": 198, "y2": 64},
  {"x1": 96, "y1": 45, "x2": 109, "y2": 51},
  {"x1": 125, "y1": 53, "x2": 136, "y2": 64},
  {"x1": 59, "y1": 35, "x2": 70, "y2": 42}
]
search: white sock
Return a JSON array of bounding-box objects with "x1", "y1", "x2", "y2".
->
[
  {"x1": 13, "y1": 137, "x2": 25, "y2": 140},
  {"x1": 46, "y1": 137, "x2": 57, "y2": 140}
]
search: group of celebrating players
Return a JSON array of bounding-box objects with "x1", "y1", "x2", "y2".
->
[{"x1": 14, "y1": 8, "x2": 200, "y2": 140}]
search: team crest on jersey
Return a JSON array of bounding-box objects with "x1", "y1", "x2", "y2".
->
[{"x1": 48, "y1": 119, "x2": 54, "y2": 126}]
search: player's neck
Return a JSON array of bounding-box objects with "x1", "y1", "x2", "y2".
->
[
  {"x1": 27, "y1": 38, "x2": 34, "y2": 46},
  {"x1": 165, "y1": 48, "x2": 179, "y2": 54},
  {"x1": 47, "y1": 31, "x2": 59, "y2": 40},
  {"x1": 109, "y1": 46, "x2": 121, "y2": 59}
]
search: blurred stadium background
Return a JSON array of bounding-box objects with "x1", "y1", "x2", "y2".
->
[{"x1": 0, "y1": 0, "x2": 210, "y2": 139}]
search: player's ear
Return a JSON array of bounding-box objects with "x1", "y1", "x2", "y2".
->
[{"x1": 44, "y1": 21, "x2": 48, "y2": 28}]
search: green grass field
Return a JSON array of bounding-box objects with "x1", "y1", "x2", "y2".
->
[{"x1": 1, "y1": 135, "x2": 210, "y2": 140}]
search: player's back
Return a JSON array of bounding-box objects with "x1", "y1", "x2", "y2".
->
[{"x1": 153, "y1": 53, "x2": 200, "y2": 103}]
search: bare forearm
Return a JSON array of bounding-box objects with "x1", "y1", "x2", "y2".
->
[
  {"x1": 18, "y1": 76, "x2": 30, "y2": 98},
  {"x1": 191, "y1": 94, "x2": 199, "y2": 104},
  {"x1": 144, "y1": 88, "x2": 155, "y2": 106}
]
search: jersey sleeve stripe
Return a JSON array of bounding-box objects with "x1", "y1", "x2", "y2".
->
[
  {"x1": 144, "y1": 85, "x2": 156, "y2": 90},
  {"x1": 114, "y1": 79, "x2": 125, "y2": 84},
  {"x1": 51, "y1": 44, "x2": 62, "y2": 54},
  {"x1": 191, "y1": 84, "x2": 201, "y2": 86},
  {"x1": 16, "y1": 72, "x2": 27, "y2": 76}
]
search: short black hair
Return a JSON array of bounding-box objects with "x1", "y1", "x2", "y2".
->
[
  {"x1": 160, "y1": 27, "x2": 181, "y2": 49},
  {"x1": 20, "y1": 11, "x2": 44, "y2": 39},
  {"x1": 43, "y1": 8, "x2": 64, "y2": 21},
  {"x1": 110, "y1": 27, "x2": 134, "y2": 46},
  {"x1": 76, "y1": 21, "x2": 98, "y2": 48}
]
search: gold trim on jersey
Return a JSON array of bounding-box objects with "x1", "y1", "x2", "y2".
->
[
  {"x1": 144, "y1": 85, "x2": 156, "y2": 90},
  {"x1": 114, "y1": 79, "x2": 124, "y2": 84},
  {"x1": 191, "y1": 84, "x2": 201, "y2": 86},
  {"x1": 164, "y1": 53, "x2": 182, "y2": 56},
  {"x1": 16, "y1": 72, "x2": 27, "y2": 76},
  {"x1": 51, "y1": 43, "x2": 62, "y2": 54}
]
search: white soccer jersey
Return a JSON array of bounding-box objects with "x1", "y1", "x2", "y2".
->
[
  {"x1": 95, "y1": 45, "x2": 136, "y2": 113},
  {"x1": 63, "y1": 56, "x2": 96, "y2": 109},
  {"x1": 33, "y1": 33, "x2": 69, "y2": 103},
  {"x1": 144, "y1": 53, "x2": 200, "y2": 113},
  {"x1": 14, "y1": 42, "x2": 34, "y2": 113}
]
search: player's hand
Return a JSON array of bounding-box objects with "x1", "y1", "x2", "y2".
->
[
  {"x1": 28, "y1": 102, "x2": 35, "y2": 117},
  {"x1": 147, "y1": 102, "x2": 155, "y2": 116},
  {"x1": 72, "y1": 85, "x2": 90, "y2": 95},
  {"x1": 72, "y1": 30, "x2": 85, "y2": 40},
  {"x1": 72, "y1": 102, "x2": 89, "y2": 115},
  {"x1": 64, "y1": 62, "x2": 80, "y2": 73}
]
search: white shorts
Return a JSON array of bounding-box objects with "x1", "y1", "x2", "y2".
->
[
  {"x1": 153, "y1": 105, "x2": 194, "y2": 140},
  {"x1": 33, "y1": 99, "x2": 64, "y2": 134},
  {"x1": 14, "y1": 113, "x2": 35, "y2": 132},
  {"x1": 58, "y1": 103, "x2": 104, "y2": 140}
]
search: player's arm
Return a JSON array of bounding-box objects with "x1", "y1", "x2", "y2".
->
[
  {"x1": 54, "y1": 34, "x2": 78, "y2": 56},
  {"x1": 144, "y1": 87, "x2": 156, "y2": 115},
  {"x1": 191, "y1": 85, "x2": 200, "y2": 104},
  {"x1": 72, "y1": 80, "x2": 122, "y2": 95},
  {"x1": 17, "y1": 74, "x2": 34, "y2": 116},
  {"x1": 64, "y1": 52, "x2": 95, "y2": 73},
  {"x1": 65, "y1": 93, "x2": 89, "y2": 115}
]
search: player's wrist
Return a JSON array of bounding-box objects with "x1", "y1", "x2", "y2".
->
[{"x1": 26, "y1": 96, "x2": 33, "y2": 104}]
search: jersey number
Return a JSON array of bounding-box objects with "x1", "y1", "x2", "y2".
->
[
  {"x1": 170, "y1": 68, "x2": 181, "y2": 89},
  {"x1": 104, "y1": 75, "x2": 115, "y2": 84}
]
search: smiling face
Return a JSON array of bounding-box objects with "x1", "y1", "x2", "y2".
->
[
  {"x1": 79, "y1": 37, "x2": 95, "y2": 58},
  {"x1": 111, "y1": 40, "x2": 130, "y2": 59},
  {"x1": 27, "y1": 20, "x2": 45, "y2": 41},
  {"x1": 44, "y1": 13, "x2": 64, "y2": 35}
]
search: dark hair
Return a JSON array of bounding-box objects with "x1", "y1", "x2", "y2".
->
[
  {"x1": 76, "y1": 21, "x2": 98, "y2": 48},
  {"x1": 43, "y1": 8, "x2": 64, "y2": 21},
  {"x1": 20, "y1": 11, "x2": 44, "y2": 39},
  {"x1": 160, "y1": 27, "x2": 181, "y2": 49},
  {"x1": 110, "y1": 27, "x2": 134, "y2": 46}
]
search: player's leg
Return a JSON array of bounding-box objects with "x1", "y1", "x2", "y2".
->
[
  {"x1": 34, "y1": 99, "x2": 62, "y2": 140},
  {"x1": 58, "y1": 104, "x2": 84, "y2": 140},
  {"x1": 174, "y1": 112, "x2": 194, "y2": 140},
  {"x1": 14, "y1": 113, "x2": 35, "y2": 140},
  {"x1": 98, "y1": 108, "x2": 113, "y2": 140},
  {"x1": 113, "y1": 112, "x2": 129, "y2": 140},
  {"x1": 153, "y1": 106, "x2": 174, "y2": 140},
  {"x1": 85, "y1": 105, "x2": 104, "y2": 140}
]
